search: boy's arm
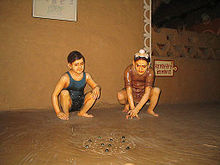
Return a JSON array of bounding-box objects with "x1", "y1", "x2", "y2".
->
[
  {"x1": 86, "y1": 73, "x2": 101, "y2": 99},
  {"x1": 124, "y1": 66, "x2": 135, "y2": 110},
  {"x1": 51, "y1": 76, "x2": 69, "y2": 120},
  {"x1": 135, "y1": 86, "x2": 151, "y2": 112},
  {"x1": 126, "y1": 86, "x2": 135, "y2": 110},
  {"x1": 127, "y1": 86, "x2": 151, "y2": 118}
]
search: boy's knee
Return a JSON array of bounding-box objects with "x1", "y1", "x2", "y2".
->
[
  {"x1": 117, "y1": 92, "x2": 124, "y2": 101},
  {"x1": 60, "y1": 90, "x2": 69, "y2": 97},
  {"x1": 153, "y1": 87, "x2": 161, "y2": 95}
]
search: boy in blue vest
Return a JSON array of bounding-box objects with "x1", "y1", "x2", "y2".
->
[{"x1": 52, "y1": 51, "x2": 101, "y2": 120}]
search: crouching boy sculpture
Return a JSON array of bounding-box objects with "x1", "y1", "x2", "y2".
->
[
  {"x1": 52, "y1": 51, "x2": 101, "y2": 120},
  {"x1": 117, "y1": 49, "x2": 161, "y2": 119}
]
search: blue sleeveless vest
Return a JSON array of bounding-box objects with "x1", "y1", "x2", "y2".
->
[{"x1": 64, "y1": 72, "x2": 86, "y2": 98}]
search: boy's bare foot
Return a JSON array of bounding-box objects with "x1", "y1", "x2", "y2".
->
[
  {"x1": 147, "y1": 111, "x2": 159, "y2": 117},
  {"x1": 57, "y1": 112, "x2": 69, "y2": 120},
  {"x1": 122, "y1": 104, "x2": 129, "y2": 112},
  {"x1": 78, "y1": 112, "x2": 94, "y2": 118}
]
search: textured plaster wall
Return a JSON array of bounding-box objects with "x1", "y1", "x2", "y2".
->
[
  {"x1": 0, "y1": 0, "x2": 219, "y2": 110},
  {"x1": 0, "y1": 0, "x2": 144, "y2": 110}
]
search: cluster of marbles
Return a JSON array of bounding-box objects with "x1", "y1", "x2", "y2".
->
[{"x1": 83, "y1": 135, "x2": 135, "y2": 155}]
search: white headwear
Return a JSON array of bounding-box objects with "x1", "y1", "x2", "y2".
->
[{"x1": 134, "y1": 49, "x2": 150, "y2": 59}]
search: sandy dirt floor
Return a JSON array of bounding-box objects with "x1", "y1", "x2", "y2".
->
[{"x1": 0, "y1": 103, "x2": 220, "y2": 165}]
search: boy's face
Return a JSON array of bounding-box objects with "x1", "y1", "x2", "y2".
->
[
  {"x1": 133, "y1": 59, "x2": 148, "y2": 75},
  {"x1": 69, "y1": 58, "x2": 84, "y2": 74}
]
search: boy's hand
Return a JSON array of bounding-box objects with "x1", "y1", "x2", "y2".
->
[
  {"x1": 92, "y1": 86, "x2": 101, "y2": 99},
  {"x1": 56, "y1": 112, "x2": 69, "y2": 120},
  {"x1": 126, "y1": 109, "x2": 140, "y2": 119}
]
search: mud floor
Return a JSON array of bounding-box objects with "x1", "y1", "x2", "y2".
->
[{"x1": 0, "y1": 103, "x2": 220, "y2": 165}]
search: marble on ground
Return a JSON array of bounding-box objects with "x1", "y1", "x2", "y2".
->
[{"x1": 0, "y1": 103, "x2": 219, "y2": 165}]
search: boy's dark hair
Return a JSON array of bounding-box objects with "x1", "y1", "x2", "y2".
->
[
  {"x1": 67, "y1": 51, "x2": 85, "y2": 64},
  {"x1": 134, "y1": 56, "x2": 150, "y2": 63}
]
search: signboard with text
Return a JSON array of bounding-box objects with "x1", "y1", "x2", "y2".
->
[{"x1": 154, "y1": 60, "x2": 178, "y2": 77}]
